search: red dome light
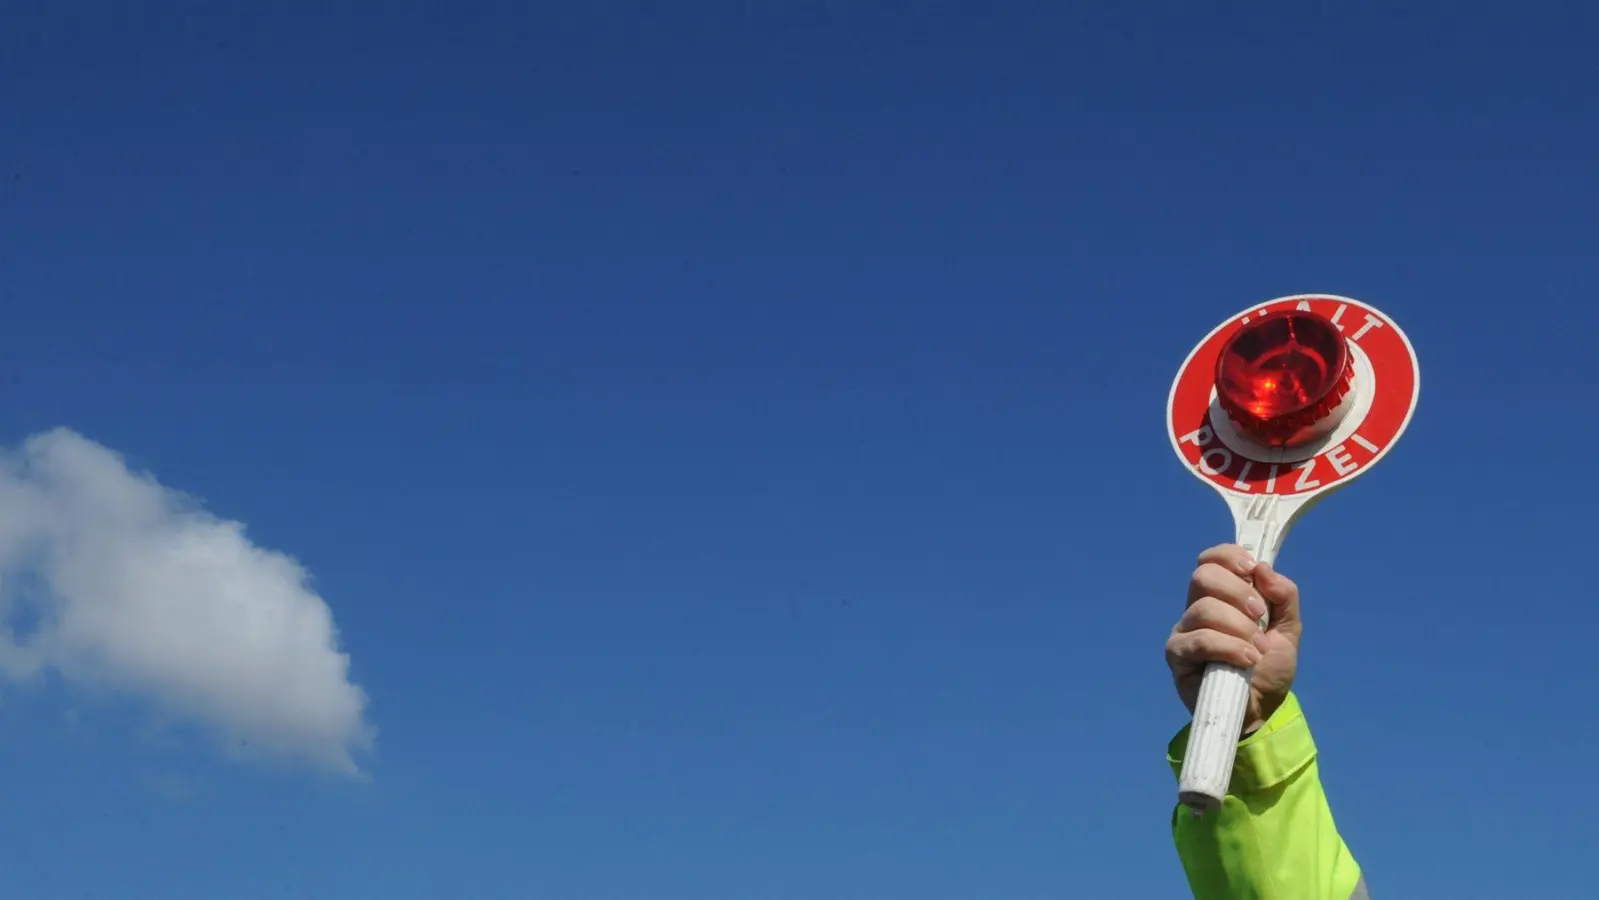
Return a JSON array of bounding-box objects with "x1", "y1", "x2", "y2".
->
[{"x1": 1215, "y1": 309, "x2": 1353, "y2": 446}]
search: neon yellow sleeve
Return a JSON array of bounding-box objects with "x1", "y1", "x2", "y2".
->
[{"x1": 1167, "y1": 692, "x2": 1367, "y2": 899}]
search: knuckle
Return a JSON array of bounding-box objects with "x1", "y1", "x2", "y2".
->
[
  {"x1": 1175, "y1": 601, "x2": 1210, "y2": 631},
  {"x1": 1169, "y1": 632, "x2": 1193, "y2": 656},
  {"x1": 1190, "y1": 562, "x2": 1225, "y2": 587},
  {"x1": 1189, "y1": 633, "x2": 1230, "y2": 662}
]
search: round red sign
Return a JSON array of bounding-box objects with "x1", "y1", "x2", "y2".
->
[{"x1": 1167, "y1": 294, "x2": 1420, "y2": 497}]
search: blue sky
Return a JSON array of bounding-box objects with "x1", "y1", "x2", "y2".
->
[{"x1": 1, "y1": 3, "x2": 1595, "y2": 897}]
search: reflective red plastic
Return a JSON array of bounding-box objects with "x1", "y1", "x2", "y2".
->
[{"x1": 1215, "y1": 310, "x2": 1352, "y2": 446}]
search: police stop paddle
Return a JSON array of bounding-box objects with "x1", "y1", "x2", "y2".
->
[{"x1": 1166, "y1": 294, "x2": 1420, "y2": 815}]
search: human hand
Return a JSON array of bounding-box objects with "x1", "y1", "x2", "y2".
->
[{"x1": 1165, "y1": 544, "x2": 1302, "y2": 734}]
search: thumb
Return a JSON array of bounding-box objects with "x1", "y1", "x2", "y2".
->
[{"x1": 1253, "y1": 561, "x2": 1302, "y2": 638}]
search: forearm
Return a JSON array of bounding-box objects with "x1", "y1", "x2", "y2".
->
[{"x1": 1167, "y1": 693, "x2": 1367, "y2": 899}]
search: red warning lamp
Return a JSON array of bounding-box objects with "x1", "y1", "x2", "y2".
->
[{"x1": 1215, "y1": 309, "x2": 1353, "y2": 446}]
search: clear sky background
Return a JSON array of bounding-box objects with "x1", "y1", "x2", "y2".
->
[{"x1": 2, "y1": 3, "x2": 1595, "y2": 898}]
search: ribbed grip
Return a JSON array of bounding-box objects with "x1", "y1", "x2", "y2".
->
[{"x1": 1176, "y1": 660, "x2": 1253, "y2": 814}]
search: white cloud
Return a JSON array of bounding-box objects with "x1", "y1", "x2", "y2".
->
[{"x1": 0, "y1": 428, "x2": 372, "y2": 775}]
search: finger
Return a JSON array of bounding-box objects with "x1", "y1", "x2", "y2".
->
[
  {"x1": 1175, "y1": 596, "x2": 1263, "y2": 643},
  {"x1": 1254, "y1": 561, "x2": 1302, "y2": 635},
  {"x1": 1187, "y1": 562, "x2": 1268, "y2": 624},
  {"x1": 1166, "y1": 629, "x2": 1263, "y2": 674},
  {"x1": 1196, "y1": 544, "x2": 1258, "y2": 579}
]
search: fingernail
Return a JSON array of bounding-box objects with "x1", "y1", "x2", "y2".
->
[
  {"x1": 1251, "y1": 632, "x2": 1270, "y2": 652},
  {"x1": 1239, "y1": 552, "x2": 1257, "y2": 572},
  {"x1": 1244, "y1": 646, "x2": 1263, "y2": 666},
  {"x1": 1246, "y1": 595, "x2": 1267, "y2": 620}
]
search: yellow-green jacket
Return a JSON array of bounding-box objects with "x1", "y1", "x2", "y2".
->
[{"x1": 1168, "y1": 693, "x2": 1369, "y2": 899}]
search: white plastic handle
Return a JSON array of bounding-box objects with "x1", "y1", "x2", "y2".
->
[
  {"x1": 1176, "y1": 494, "x2": 1294, "y2": 815},
  {"x1": 1176, "y1": 618, "x2": 1269, "y2": 813}
]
